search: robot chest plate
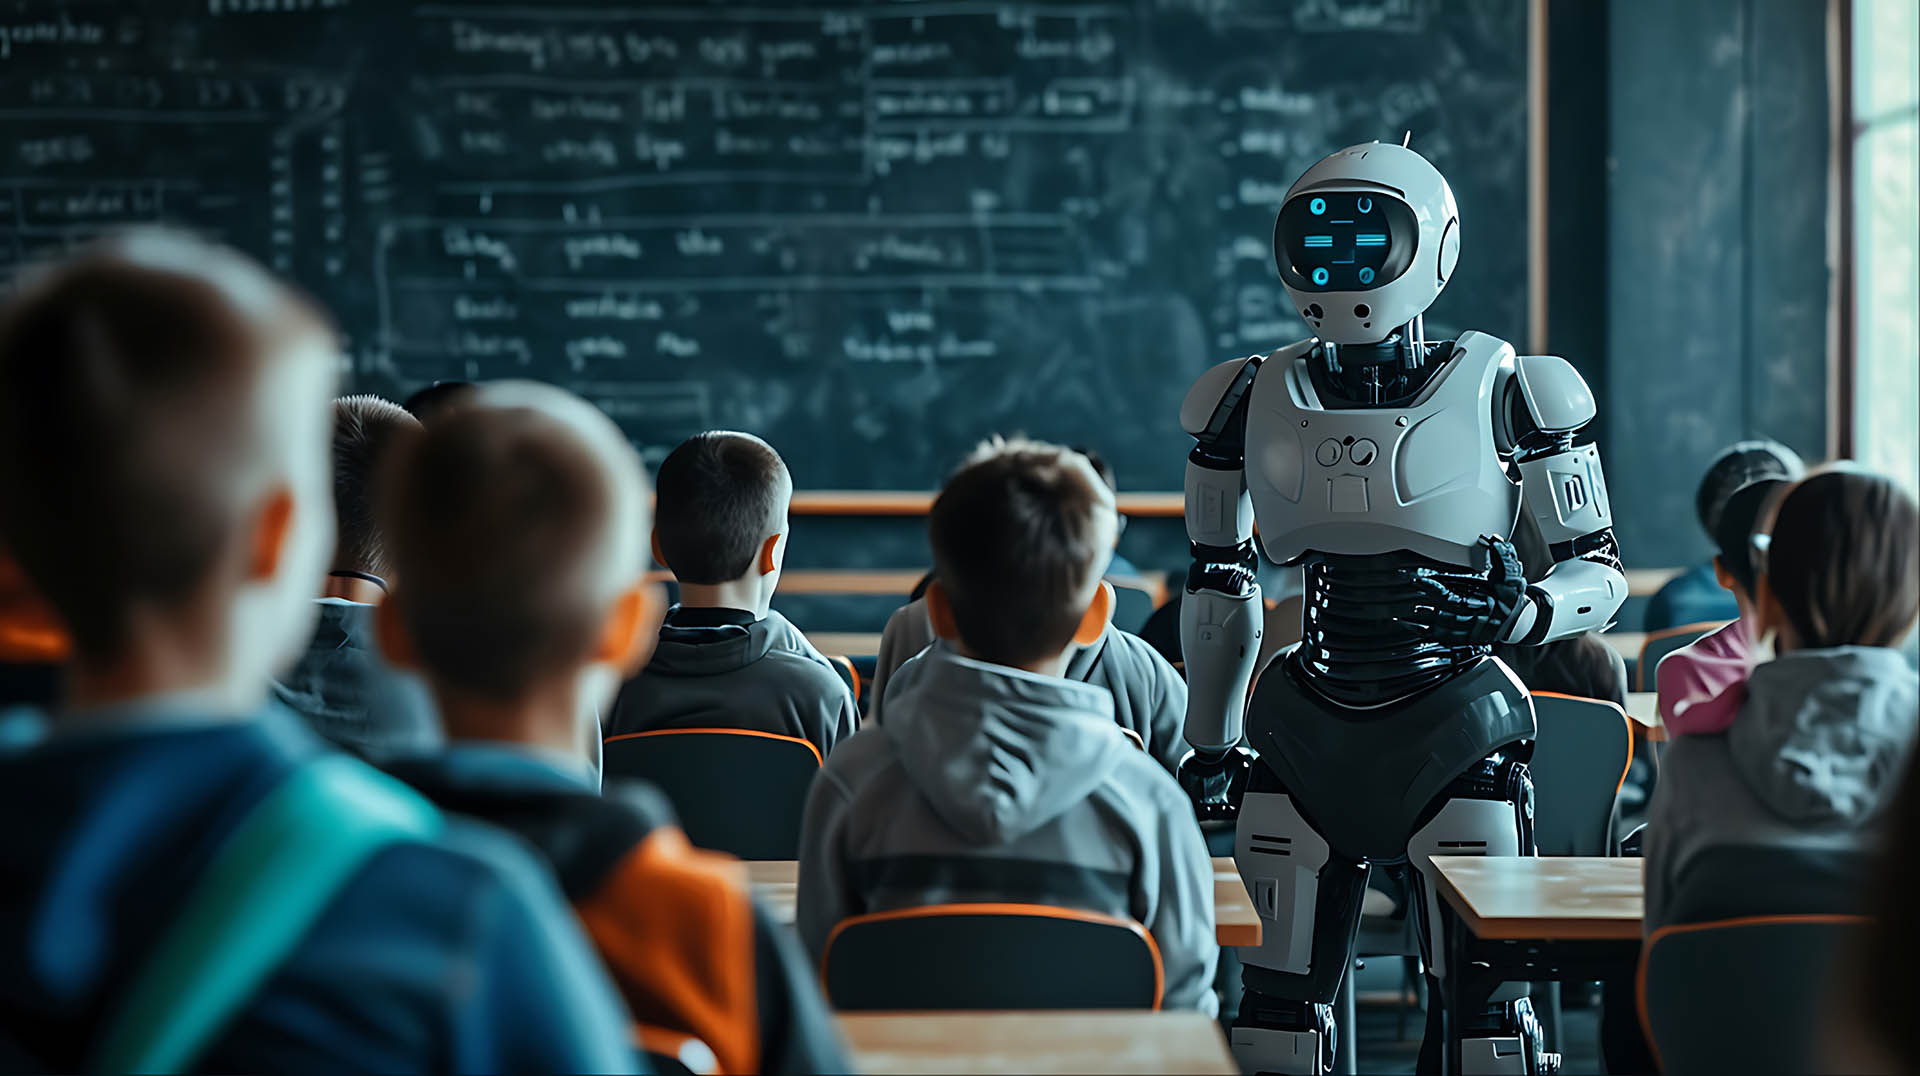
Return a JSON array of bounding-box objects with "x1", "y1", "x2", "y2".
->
[{"x1": 1245, "y1": 333, "x2": 1523, "y2": 567}]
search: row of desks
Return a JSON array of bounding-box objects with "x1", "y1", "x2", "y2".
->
[{"x1": 754, "y1": 855, "x2": 1647, "y2": 1075}]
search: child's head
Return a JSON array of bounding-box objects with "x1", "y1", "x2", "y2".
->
[
  {"x1": 926, "y1": 437, "x2": 1117, "y2": 673},
  {"x1": 330, "y1": 395, "x2": 420, "y2": 580},
  {"x1": 1755, "y1": 467, "x2": 1919, "y2": 653},
  {"x1": 378, "y1": 383, "x2": 657, "y2": 735},
  {"x1": 652, "y1": 431, "x2": 792, "y2": 611},
  {"x1": 401, "y1": 379, "x2": 476, "y2": 425},
  {"x1": 1695, "y1": 439, "x2": 1804, "y2": 539},
  {"x1": 0, "y1": 230, "x2": 338, "y2": 697},
  {"x1": 1709, "y1": 477, "x2": 1790, "y2": 612}
]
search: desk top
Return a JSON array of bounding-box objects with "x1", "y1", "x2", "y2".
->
[
  {"x1": 838, "y1": 1010, "x2": 1238, "y2": 1074},
  {"x1": 746, "y1": 857, "x2": 1262, "y2": 948},
  {"x1": 1429, "y1": 856, "x2": 1643, "y2": 941},
  {"x1": 1623, "y1": 691, "x2": 1668, "y2": 740}
]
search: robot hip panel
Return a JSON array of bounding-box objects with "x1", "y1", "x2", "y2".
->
[{"x1": 1245, "y1": 656, "x2": 1534, "y2": 862}]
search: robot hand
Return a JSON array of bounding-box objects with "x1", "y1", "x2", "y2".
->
[
  {"x1": 1177, "y1": 745, "x2": 1255, "y2": 822},
  {"x1": 1401, "y1": 535, "x2": 1527, "y2": 647}
]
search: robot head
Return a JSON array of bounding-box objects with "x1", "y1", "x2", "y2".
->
[{"x1": 1273, "y1": 142, "x2": 1460, "y2": 346}]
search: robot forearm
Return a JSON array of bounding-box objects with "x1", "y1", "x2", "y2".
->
[{"x1": 1503, "y1": 551, "x2": 1628, "y2": 645}]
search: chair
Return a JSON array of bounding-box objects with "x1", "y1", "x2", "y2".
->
[
  {"x1": 1528, "y1": 693, "x2": 1634, "y2": 856},
  {"x1": 1635, "y1": 620, "x2": 1730, "y2": 692},
  {"x1": 602, "y1": 729, "x2": 821, "y2": 859},
  {"x1": 1638, "y1": 915, "x2": 1866, "y2": 1076},
  {"x1": 826, "y1": 655, "x2": 861, "y2": 711},
  {"x1": 848, "y1": 655, "x2": 879, "y2": 715},
  {"x1": 822, "y1": 904, "x2": 1164, "y2": 1011}
]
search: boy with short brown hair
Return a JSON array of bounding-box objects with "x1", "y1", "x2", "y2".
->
[
  {"x1": 378, "y1": 387, "x2": 846, "y2": 1074},
  {"x1": 797, "y1": 436, "x2": 1219, "y2": 1012}
]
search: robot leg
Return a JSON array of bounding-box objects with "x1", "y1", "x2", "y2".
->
[
  {"x1": 1406, "y1": 754, "x2": 1558, "y2": 1075},
  {"x1": 1230, "y1": 769, "x2": 1369, "y2": 1075}
]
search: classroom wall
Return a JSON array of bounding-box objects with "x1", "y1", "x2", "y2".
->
[{"x1": 1604, "y1": 0, "x2": 1831, "y2": 568}]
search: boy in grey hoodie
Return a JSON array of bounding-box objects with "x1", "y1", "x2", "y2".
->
[
  {"x1": 1646, "y1": 467, "x2": 1920, "y2": 932},
  {"x1": 797, "y1": 437, "x2": 1219, "y2": 1013},
  {"x1": 606, "y1": 432, "x2": 856, "y2": 761}
]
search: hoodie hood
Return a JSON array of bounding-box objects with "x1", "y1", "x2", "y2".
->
[
  {"x1": 645, "y1": 607, "x2": 775, "y2": 677},
  {"x1": 1729, "y1": 647, "x2": 1918, "y2": 825},
  {"x1": 883, "y1": 644, "x2": 1128, "y2": 843}
]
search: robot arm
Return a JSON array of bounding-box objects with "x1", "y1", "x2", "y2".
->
[
  {"x1": 1499, "y1": 356, "x2": 1628, "y2": 645},
  {"x1": 1176, "y1": 355, "x2": 1267, "y2": 818}
]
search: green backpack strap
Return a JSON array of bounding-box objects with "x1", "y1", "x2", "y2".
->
[{"x1": 93, "y1": 753, "x2": 442, "y2": 1075}]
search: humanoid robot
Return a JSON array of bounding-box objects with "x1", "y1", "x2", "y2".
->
[{"x1": 1178, "y1": 142, "x2": 1626, "y2": 1075}]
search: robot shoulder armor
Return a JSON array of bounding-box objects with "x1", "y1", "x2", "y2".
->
[
  {"x1": 1181, "y1": 358, "x2": 1253, "y2": 435},
  {"x1": 1514, "y1": 354, "x2": 1597, "y2": 434}
]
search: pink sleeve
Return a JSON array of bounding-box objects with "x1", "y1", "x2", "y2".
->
[{"x1": 1656, "y1": 621, "x2": 1755, "y2": 736}]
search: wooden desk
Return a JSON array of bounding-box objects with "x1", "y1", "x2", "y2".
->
[
  {"x1": 838, "y1": 1010, "x2": 1237, "y2": 1074},
  {"x1": 805, "y1": 632, "x2": 883, "y2": 657},
  {"x1": 1428, "y1": 856, "x2": 1644, "y2": 1076},
  {"x1": 1429, "y1": 855, "x2": 1643, "y2": 941},
  {"x1": 747, "y1": 857, "x2": 1262, "y2": 948},
  {"x1": 1624, "y1": 690, "x2": 1668, "y2": 741}
]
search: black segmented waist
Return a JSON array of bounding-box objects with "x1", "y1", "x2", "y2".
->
[{"x1": 1295, "y1": 552, "x2": 1486, "y2": 707}]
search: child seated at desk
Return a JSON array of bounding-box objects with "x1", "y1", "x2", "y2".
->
[
  {"x1": 377, "y1": 386, "x2": 847, "y2": 1075},
  {"x1": 796, "y1": 436, "x2": 1219, "y2": 1013},
  {"x1": 1653, "y1": 476, "x2": 1790, "y2": 734},
  {"x1": 606, "y1": 431, "x2": 856, "y2": 762},
  {"x1": 868, "y1": 446, "x2": 1190, "y2": 775},
  {"x1": 1644, "y1": 439, "x2": 1804, "y2": 633},
  {"x1": 1644, "y1": 466, "x2": 1919, "y2": 934}
]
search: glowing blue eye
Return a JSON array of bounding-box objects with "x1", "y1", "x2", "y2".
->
[
  {"x1": 1311, "y1": 267, "x2": 1330, "y2": 285},
  {"x1": 1358, "y1": 267, "x2": 1375, "y2": 284},
  {"x1": 1357, "y1": 197, "x2": 1373, "y2": 213},
  {"x1": 1309, "y1": 197, "x2": 1326, "y2": 215}
]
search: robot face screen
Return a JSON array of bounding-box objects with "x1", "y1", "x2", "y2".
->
[{"x1": 1274, "y1": 191, "x2": 1418, "y2": 292}]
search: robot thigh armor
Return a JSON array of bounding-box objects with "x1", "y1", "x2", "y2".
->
[{"x1": 1246, "y1": 655, "x2": 1535, "y2": 861}]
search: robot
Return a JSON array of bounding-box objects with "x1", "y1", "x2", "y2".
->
[{"x1": 1177, "y1": 142, "x2": 1626, "y2": 1075}]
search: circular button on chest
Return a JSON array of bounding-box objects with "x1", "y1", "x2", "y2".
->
[
  {"x1": 1349, "y1": 438, "x2": 1379, "y2": 466},
  {"x1": 1315, "y1": 438, "x2": 1343, "y2": 467}
]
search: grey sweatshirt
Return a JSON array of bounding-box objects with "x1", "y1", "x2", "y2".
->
[
  {"x1": 797, "y1": 645, "x2": 1219, "y2": 1013},
  {"x1": 1644, "y1": 646, "x2": 1918, "y2": 932},
  {"x1": 606, "y1": 607, "x2": 858, "y2": 761},
  {"x1": 870, "y1": 597, "x2": 1191, "y2": 775}
]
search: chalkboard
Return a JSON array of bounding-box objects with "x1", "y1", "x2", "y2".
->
[{"x1": 0, "y1": 0, "x2": 1529, "y2": 490}]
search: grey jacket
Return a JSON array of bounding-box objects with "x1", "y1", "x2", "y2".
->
[
  {"x1": 1644, "y1": 646, "x2": 1918, "y2": 932},
  {"x1": 870, "y1": 597, "x2": 1191, "y2": 775},
  {"x1": 607, "y1": 608, "x2": 857, "y2": 761},
  {"x1": 797, "y1": 646, "x2": 1218, "y2": 1013}
]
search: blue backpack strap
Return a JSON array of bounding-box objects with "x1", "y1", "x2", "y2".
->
[{"x1": 93, "y1": 753, "x2": 442, "y2": 1074}]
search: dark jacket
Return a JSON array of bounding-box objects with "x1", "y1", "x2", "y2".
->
[
  {"x1": 271, "y1": 599, "x2": 439, "y2": 760},
  {"x1": 387, "y1": 744, "x2": 849, "y2": 1075},
  {"x1": 608, "y1": 607, "x2": 857, "y2": 761},
  {"x1": 1643, "y1": 561, "x2": 1739, "y2": 633},
  {"x1": 0, "y1": 706, "x2": 636, "y2": 1073},
  {"x1": 798, "y1": 646, "x2": 1218, "y2": 1013}
]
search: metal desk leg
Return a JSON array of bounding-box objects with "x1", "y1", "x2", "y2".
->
[{"x1": 1336, "y1": 962, "x2": 1358, "y2": 1075}]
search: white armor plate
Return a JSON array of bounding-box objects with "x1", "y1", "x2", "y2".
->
[{"x1": 1246, "y1": 330, "x2": 1522, "y2": 568}]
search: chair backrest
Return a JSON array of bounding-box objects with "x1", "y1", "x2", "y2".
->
[
  {"x1": 848, "y1": 656, "x2": 878, "y2": 715},
  {"x1": 1639, "y1": 915, "x2": 1866, "y2": 1076},
  {"x1": 1636, "y1": 620, "x2": 1729, "y2": 692},
  {"x1": 822, "y1": 904, "x2": 1164, "y2": 1011},
  {"x1": 1665, "y1": 843, "x2": 1870, "y2": 925},
  {"x1": 602, "y1": 729, "x2": 821, "y2": 859},
  {"x1": 826, "y1": 655, "x2": 861, "y2": 710},
  {"x1": 1527, "y1": 692, "x2": 1634, "y2": 856}
]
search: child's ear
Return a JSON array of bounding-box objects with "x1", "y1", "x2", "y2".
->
[
  {"x1": 374, "y1": 596, "x2": 421, "y2": 671},
  {"x1": 758, "y1": 532, "x2": 784, "y2": 577},
  {"x1": 246, "y1": 486, "x2": 297, "y2": 582},
  {"x1": 925, "y1": 581, "x2": 960, "y2": 641},
  {"x1": 594, "y1": 580, "x2": 666, "y2": 674},
  {"x1": 1711, "y1": 555, "x2": 1737, "y2": 592},
  {"x1": 1072, "y1": 580, "x2": 1114, "y2": 646}
]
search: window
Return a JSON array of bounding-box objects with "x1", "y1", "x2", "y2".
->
[{"x1": 1849, "y1": 0, "x2": 1919, "y2": 493}]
